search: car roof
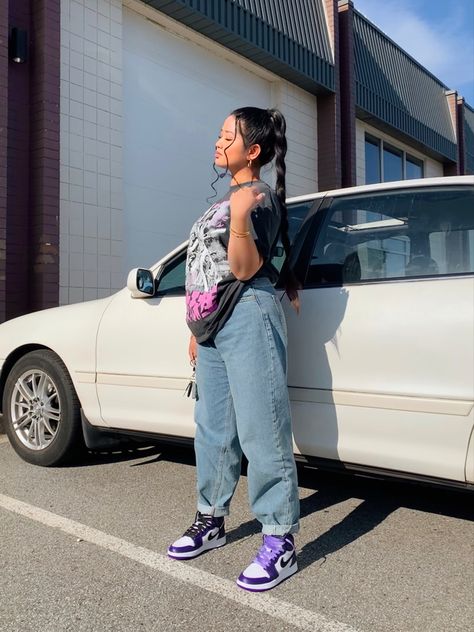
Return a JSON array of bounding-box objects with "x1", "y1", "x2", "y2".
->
[{"x1": 286, "y1": 175, "x2": 474, "y2": 205}]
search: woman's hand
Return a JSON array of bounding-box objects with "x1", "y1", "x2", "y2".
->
[
  {"x1": 188, "y1": 335, "x2": 197, "y2": 364},
  {"x1": 230, "y1": 186, "x2": 265, "y2": 223}
]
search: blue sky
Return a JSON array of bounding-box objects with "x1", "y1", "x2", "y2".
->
[{"x1": 354, "y1": 0, "x2": 474, "y2": 105}]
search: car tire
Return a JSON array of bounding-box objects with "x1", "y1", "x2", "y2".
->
[{"x1": 3, "y1": 350, "x2": 85, "y2": 466}]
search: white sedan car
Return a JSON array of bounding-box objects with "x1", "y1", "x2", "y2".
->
[{"x1": 1, "y1": 176, "x2": 473, "y2": 490}]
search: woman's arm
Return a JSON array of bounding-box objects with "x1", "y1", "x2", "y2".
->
[{"x1": 228, "y1": 187, "x2": 265, "y2": 281}]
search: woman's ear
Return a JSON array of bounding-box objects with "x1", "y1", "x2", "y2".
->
[{"x1": 247, "y1": 143, "x2": 261, "y2": 162}]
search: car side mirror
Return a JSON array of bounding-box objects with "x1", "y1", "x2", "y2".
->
[{"x1": 127, "y1": 268, "x2": 155, "y2": 298}]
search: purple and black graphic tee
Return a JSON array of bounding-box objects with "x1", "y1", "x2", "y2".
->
[{"x1": 185, "y1": 180, "x2": 281, "y2": 343}]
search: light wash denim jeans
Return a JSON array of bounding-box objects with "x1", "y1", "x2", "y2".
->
[{"x1": 194, "y1": 276, "x2": 300, "y2": 535}]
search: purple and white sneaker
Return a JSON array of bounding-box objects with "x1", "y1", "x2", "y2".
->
[
  {"x1": 237, "y1": 533, "x2": 297, "y2": 591},
  {"x1": 167, "y1": 511, "x2": 226, "y2": 560}
]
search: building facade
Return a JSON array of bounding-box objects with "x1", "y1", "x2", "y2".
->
[{"x1": 1, "y1": 0, "x2": 473, "y2": 321}]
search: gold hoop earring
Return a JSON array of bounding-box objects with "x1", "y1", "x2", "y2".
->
[{"x1": 248, "y1": 159, "x2": 252, "y2": 168}]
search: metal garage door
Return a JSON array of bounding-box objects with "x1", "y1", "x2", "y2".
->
[{"x1": 122, "y1": 7, "x2": 273, "y2": 271}]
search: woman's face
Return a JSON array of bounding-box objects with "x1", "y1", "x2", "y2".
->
[{"x1": 214, "y1": 115, "x2": 247, "y2": 173}]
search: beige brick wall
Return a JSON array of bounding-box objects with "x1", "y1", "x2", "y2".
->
[
  {"x1": 60, "y1": 0, "x2": 124, "y2": 305},
  {"x1": 275, "y1": 82, "x2": 318, "y2": 197}
]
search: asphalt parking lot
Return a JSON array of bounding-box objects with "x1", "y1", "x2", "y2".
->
[{"x1": 0, "y1": 430, "x2": 473, "y2": 632}]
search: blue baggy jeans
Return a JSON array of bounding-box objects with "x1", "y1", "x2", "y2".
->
[{"x1": 194, "y1": 276, "x2": 300, "y2": 535}]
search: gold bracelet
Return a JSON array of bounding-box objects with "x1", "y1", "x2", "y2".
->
[{"x1": 230, "y1": 226, "x2": 251, "y2": 237}]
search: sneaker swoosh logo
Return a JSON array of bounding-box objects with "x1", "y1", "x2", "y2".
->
[
  {"x1": 207, "y1": 529, "x2": 220, "y2": 541},
  {"x1": 280, "y1": 553, "x2": 294, "y2": 568}
]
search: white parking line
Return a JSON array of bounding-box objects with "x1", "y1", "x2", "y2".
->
[
  {"x1": 0, "y1": 493, "x2": 358, "y2": 632},
  {"x1": 0, "y1": 435, "x2": 9, "y2": 445}
]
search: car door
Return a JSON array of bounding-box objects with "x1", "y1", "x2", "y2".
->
[
  {"x1": 284, "y1": 183, "x2": 474, "y2": 482},
  {"x1": 96, "y1": 247, "x2": 196, "y2": 437}
]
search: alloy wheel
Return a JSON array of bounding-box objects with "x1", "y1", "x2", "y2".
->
[{"x1": 10, "y1": 370, "x2": 61, "y2": 450}]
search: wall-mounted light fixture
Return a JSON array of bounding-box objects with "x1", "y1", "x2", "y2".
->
[{"x1": 9, "y1": 28, "x2": 28, "y2": 64}]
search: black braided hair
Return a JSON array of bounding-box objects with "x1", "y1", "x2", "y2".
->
[{"x1": 230, "y1": 106, "x2": 300, "y2": 307}]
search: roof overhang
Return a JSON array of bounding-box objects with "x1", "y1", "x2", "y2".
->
[{"x1": 142, "y1": 0, "x2": 335, "y2": 95}]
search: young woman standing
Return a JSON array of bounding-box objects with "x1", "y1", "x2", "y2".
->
[{"x1": 167, "y1": 107, "x2": 301, "y2": 592}]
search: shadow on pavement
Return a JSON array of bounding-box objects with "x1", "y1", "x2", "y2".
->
[
  {"x1": 297, "y1": 470, "x2": 474, "y2": 571},
  {"x1": 224, "y1": 466, "x2": 474, "y2": 572}
]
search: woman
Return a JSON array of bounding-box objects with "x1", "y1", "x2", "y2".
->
[{"x1": 167, "y1": 107, "x2": 301, "y2": 592}]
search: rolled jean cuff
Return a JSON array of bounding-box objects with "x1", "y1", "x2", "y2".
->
[
  {"x1": 197, "y1": 503, "x2": 230, "y2": 518},
  {"x1": 262, "y1": 522, "x2": 300, "y2": 536}
]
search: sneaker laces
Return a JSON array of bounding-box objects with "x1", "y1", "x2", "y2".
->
[
  {"x1": 183, "y1": 512, "x2": 216, "y2": 538},
  {"x1": 254, "y1": 535, "x2": 287, "y2": 569}
]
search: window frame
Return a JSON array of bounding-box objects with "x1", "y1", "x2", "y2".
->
[
  {"x1": 299, "y1": 185, "x2": 474, "y2": 290},
  {"x1": 364, "y1": 133, "x2": 424, "y2": 183}
]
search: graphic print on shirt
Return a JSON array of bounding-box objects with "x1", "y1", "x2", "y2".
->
[{"x1": 185, "y1": 199, "x2": 231, "y2": 322}]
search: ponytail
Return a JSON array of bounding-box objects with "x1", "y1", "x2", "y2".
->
[{"x1": 267, "y1": 109, "x2": 301, "y2": 312}]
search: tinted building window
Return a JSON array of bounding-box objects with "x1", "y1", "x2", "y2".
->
[
  {"x1": 406, "y1": 155, "x2": 423, "y2": 179},
  {"x1": 365, "y1": 134, "x2": 424, "y2": 184},
  {"x1": 365, "y1": 137, "x2": 381, "y2": 184},
  {"x1": 383, "y1": 145, "x2": 403, "y2": 182}
]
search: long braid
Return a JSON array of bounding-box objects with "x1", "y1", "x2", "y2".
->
[{"x1": 269, "y1": 109, "x2": 300, "y2": 308}]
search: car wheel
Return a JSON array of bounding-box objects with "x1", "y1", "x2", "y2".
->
[{"x1": 3, "y1": 350, "x2": 84, "y2": 466}]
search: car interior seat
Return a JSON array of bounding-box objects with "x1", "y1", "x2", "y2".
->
[
  {"x1": 342, "y1": 251, "x2": 361, "y2": 282},
  {"x1": 307, "y1": 243, "x2": 361, "y2": 285},
  {"x1": 323, "y1": 242, "x2": 347, "y2": 263},
  {"x1": 405, "y1": 255, "x2": 439, "y2": 276},
  {"x1": 308, "y1": 241, "x2": 347, "y2": 284}
]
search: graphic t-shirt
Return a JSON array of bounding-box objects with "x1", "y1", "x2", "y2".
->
[{"x1": 185, "y1": 180, "x2": 282, "y2": 343}]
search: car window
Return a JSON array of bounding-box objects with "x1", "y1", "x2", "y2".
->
[
  {"x1": 270, "y1": 200, "x2": 315, "y2": 272},
  {"x1": 305, "y1": 186, "x2": 474, "y2": 286},
  {"x1": 155, "y1": 250, "x2": 186, "y2": 296}
]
